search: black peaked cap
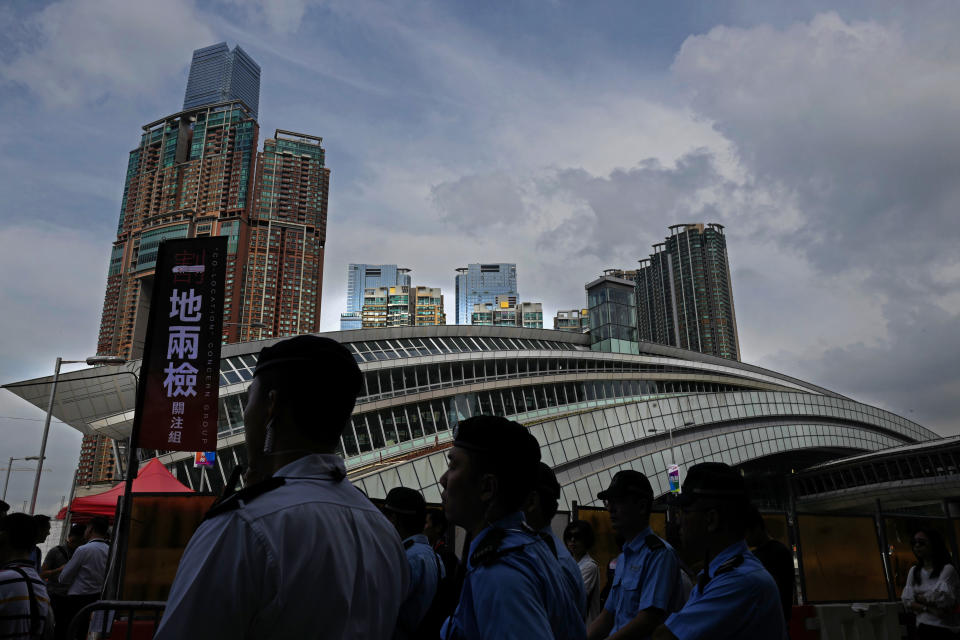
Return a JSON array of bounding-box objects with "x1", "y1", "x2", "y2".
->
[
  {"x1": 384, "y1": 487, "x2": 427, "y2": 516},
  {"x1": 597, "y1": 469, "x2": 653, "y2": 501},
  {"x1": 453, "y1": 415, "x2": 541, "y2": 468}
]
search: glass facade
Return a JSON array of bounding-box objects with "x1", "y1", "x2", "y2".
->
[
  {"x1": 455, "y1": 264, "x2": 518, "y2": 325},
  {"x1": 183, "y1": 43, "x2": 261, "y2": 119},
  {"x1": 342, "y1": 264, "x2": 412, "y2": 330},
  {"x1": 587, "y1": 276, "x2": 639, "y2": 354}
]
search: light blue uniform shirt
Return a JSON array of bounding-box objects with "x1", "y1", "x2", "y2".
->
[
  {"x1": 664, "y1": 540, "x2": 787, "y2": 640},
  {"x1": 396, "y1": 533, "x2": 445, "y2": 638},
  {"x1": 441, "y1": 512, "x2": 586, "y2": 640},
  {"x1": 542, "y1": 527, "x2": 588, "y2": 617},
  {"x1": 604, "y1": 526, "x2": 684, "y2": 636}
]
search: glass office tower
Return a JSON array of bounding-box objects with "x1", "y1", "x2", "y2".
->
[
  {"x1": 341, "y1": 265, "x2": 412, "y2": 330},
  {"x1": 455, "y1": 263, "x2": 518, "y2": 325},
  {"x1": 183, "y1": 42, "x2": 261, "y2": 119}
]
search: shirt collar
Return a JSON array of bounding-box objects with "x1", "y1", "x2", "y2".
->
[
  {"x1": 468, "y1": 511, "x2": 526, "y2": 559},
  {"x1": 403, "y1": 533, "x2": 430, "y2": 546},
  {"x1": 624, "y1": 526, "x2": 654, "y2": 552},
  {"x1": 273, "y1": 453, "x2": 346, "y2": 479},
  {"x1": 706, "y1": 539, "x2": 749, "y2": 577}
]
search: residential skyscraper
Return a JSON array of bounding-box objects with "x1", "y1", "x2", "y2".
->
[
  {"x1": 361, "y1": 285, "x2": 445, "y2": 327},
  {"x1": 92, "y1": 46, "x2": 330, "y2": 484},
  {"x1": 341, "y1": 264, "x2": 412, "y2": 330},
  {"x1": 97, "y1": 100, "x2": 259, "y2": 358},
  {"x1": 455, "y1": 263, "x2": 518, "y2": 325},
  {"x1": 183, "y1": 42, "x2": 261, "y2": 119},
  {"x1": 235, "y1": 130, "x2": 329, "y2": 342},
  {"x1": 636, "y1": 223, "x2": 740, "y2": 360}
]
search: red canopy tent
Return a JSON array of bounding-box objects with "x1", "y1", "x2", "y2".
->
[{"x1": 57, "y1": 458, "x2": 194, "y2": 521}]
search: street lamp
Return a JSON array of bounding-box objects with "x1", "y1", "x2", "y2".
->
[
  {"x1": 223, "y1": 321, "x2": 268, "y2": 341},
  {"x1": 3, "y1": 456, "x2": 42, "y2": 502},
  {"x1": 29, "y1": 355, "x2": 127, "y2": 514}
]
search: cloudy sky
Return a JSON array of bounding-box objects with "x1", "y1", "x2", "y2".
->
[{"x1": 1, "y1": 0, "x2": 958, "y2": 514}]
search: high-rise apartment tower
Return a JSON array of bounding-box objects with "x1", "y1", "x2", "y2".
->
[
  {"x1": 455, "y1": 263, "x2": 518, "y2": 325},
  {"x1": 636, "y1": 223, "x2": 740, "y2": 360},
  {"x1": 97, "y1": 100, "x2": 259, "y2": 358},
  {"x1": 235, "y1": 130, "x2": 329, "y2": 342},
  {"x1": 90, "y1": 45, "x2": 329, "y2": 485},
  {"x1": 183, "y1": 42, "x2": 261, "y2": 119}
]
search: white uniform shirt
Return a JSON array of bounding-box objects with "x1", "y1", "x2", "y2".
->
[
  {"x1": 155, "y1": 453, "x2": 409, "y2": 640},
  {"x1": 60, "y1": 538, "x2": 109, "y2": 596}
]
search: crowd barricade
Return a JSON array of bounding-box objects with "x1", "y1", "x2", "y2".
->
[{"x1": 66, "y1": 600, "x2": 165, "y2": 640}]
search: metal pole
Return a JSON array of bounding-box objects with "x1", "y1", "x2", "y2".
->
[
  {"x1": 2, "y1": 457, "x2": 13, "y2": 501},
  {"x1": 30, "y1": 357, "x2": 62, "y2": 514},
  {"x1": 669, "y1": 424, "x2": 675, "y2": 466}
]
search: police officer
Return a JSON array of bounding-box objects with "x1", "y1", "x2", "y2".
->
[
  {"x1": 383, "y1": 486, "x2": 445, "y2": 639},
  {"x1": 652, "y1": 463, "x2": 787, "y2": 640},
  {"x1": 524, "y1": 462, "x2": 588, "y2": 617},
  {"x1": 155, "y1": 336, "x2": 409, "y2": 639},
  {"x1": 440, "y1": 415, "x2": 586, "y2": 640},
  {"x1": 588, "y1": 470, "x2": 684, "y2": 640}
]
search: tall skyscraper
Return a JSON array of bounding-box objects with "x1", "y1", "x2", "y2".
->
[
  {"x1": 341, "y1": 264, "x2": 412, "y2": 330},
  {"x1": 90, "y1": 45, "x2": 328, "y2": 486},
  {"x1": 235, "y1": 130, "x2": 329, "y2": 342},
  {"x1": 454, "y1": 263, "x2": 518, "y2": 325},
  {"x1": 635, "y1": 223, "x2": 740, "y2": 360},
  {"x1": 183, "y1": 42, "x2": 261, "y2": 119},
  {"x1": 97, "y1": 100, "x2": 259, "y2": 358}
]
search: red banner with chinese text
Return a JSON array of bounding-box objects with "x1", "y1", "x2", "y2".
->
[{"x1": 138, "y1": 237, "x2": 227, "y2": 451}]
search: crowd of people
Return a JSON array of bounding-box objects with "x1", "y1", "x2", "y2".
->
[
  {"x1": 0, "y1": 508, "x2": 111, "y2": 639},
  {"x1": 1, "y1": 334, "x2": 956, "y2": 639}
]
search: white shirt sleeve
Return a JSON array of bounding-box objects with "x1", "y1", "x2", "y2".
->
[
  {"x1": 580, "y1": 558, "x2": 598, "y2": 598},
  {"x1": 59, "y1": 546, "x2": 84, "y2": 586},
  {"x1": 154, "y1": 513, "x2": 275, "y2": 640},
  {"x1": 928, "y1": 564, "x2": 960, "y2": 610}
]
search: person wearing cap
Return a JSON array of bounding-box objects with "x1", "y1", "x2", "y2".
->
[
  {"x1": 524, "y1": 462, "x2": 588, "y2": 618},
  {"x1": 439, "y1": 415, "x2": 586, "y2": 640},
  {"x1": 587, "y1": 470, "x2": 684, "y2": 640},
  {"x1": 155, "y1": 336, "x2": 409, "y2": 640},
  {"x1": 383, "y1": 486, "x2": 446, "y2": 639},
  {"x1": 652, "y1": 462, "x2": 787, "y2": 640}
]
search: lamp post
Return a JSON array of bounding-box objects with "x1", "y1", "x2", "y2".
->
[
  {"x1": 3, "y1": 456, "x2": 41, "y2": 502},
  {"x1": 223, "y1": 321, "x2": 267, "y2": 341},
  {"x1": 29, "y1": 355, "x2": 127, "y2": 514}
]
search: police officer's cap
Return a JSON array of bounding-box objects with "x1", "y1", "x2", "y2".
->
[
  {"x1": 453, "y1": 416, "x2": 541, "y2": 468},
  {"x1": 672, "y1": 462, "x2": 747, "y2": 508},
  {"x1": 597, "y1": 470, "x2": 653, "y2": 501},
  {"x1": 384, "y1": 487, "x2": 427, "y2": 517},
  {"x1": 253, "y1": 335, "x2": 360, "y2": 389}
]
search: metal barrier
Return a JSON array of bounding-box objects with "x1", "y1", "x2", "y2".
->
[{"x1": 66, "y1": 600, "x2": 165, "y2": 640}]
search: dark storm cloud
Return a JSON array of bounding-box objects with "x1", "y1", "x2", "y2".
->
[{"x1": 672, "y1": 12, "x2": 960, "y2": 433}]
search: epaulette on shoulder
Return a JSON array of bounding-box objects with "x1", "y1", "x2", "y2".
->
[
  {"x1": 470, "y1": 528, "x2": 509, "y2": 567},
  {"x1": 714, "y1": 554, "x2": 744, "y2": 576},
  {"x1": 645, "y1": 534, "x2": 666, "y2": 551},
  {"x1": 203, "y1": 476, "x2": 285, "y2": 522}
]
